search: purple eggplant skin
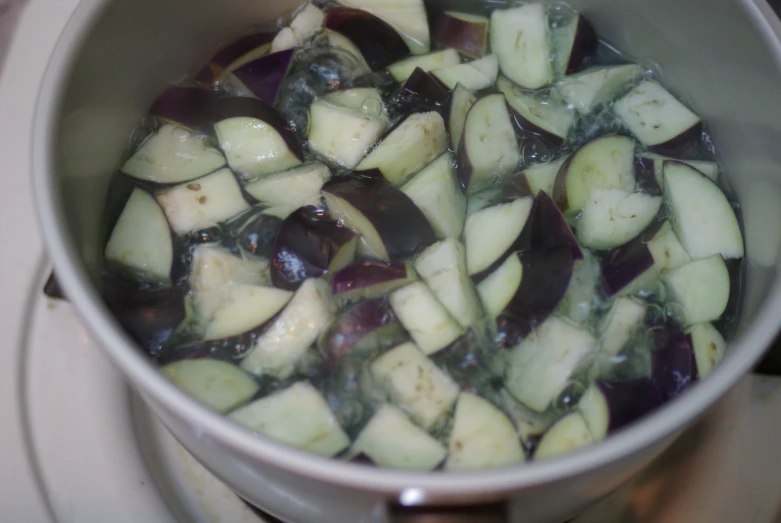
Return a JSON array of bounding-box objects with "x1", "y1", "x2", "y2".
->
[
  {"x1": 648, "y1": 122, "x2": 704, "y2": 159},
  {"x1": 100, "y1": 276, "x2": 186, "y2": 354},
  {"x1": 319, "y1": 298, "x2": 400, "y2": 366},
  {"x1": 348, "y1": 452, "x2": 378, "y2": 466},
  {"x1": 209, "y1": 96, "x2": 304, "y2": 163},
  {"x1": 231, "y1": 48, "x2": 296, "y2": 106},
  {"x1": 529, "y1": 191, "x2": 583, "y2": 260},
  {"x1": 504, "y1": 172, "x2": 534, "y2": 199},
  {"x1": 634, "y1": 156, "x2": 662, "y2": 196},
  {"x1": 508, "y1": 109, "x2": 566, "y2": 149},
  {"x1": 322, "y1": 174, "x2": 437, "y2": 261},
  {"x1": 194, "y1": 31, "x2": 276, "y2": 85},
  {"x1": 149, "y1": 86, "x2": 216, "y2": 132},
  {"x1": 393, "y1": 67, "x2": 451, "y2": 118},
  {"x1": 600, "y1": 218, "x2": 667, "y2": 297},
  {"x1": 324, "y1": 8, "x2": 410, "y2": 72},
  {"x1": 597, "y1": 378, "x2": 664, "y2": 433},
  {"x1": 650, "y1": 319, "x2": 697, "y2": 400},
  {"x1": 431, "y1": 12, "x2": 488, "y2": 59},
  {"x1": 495, "y1": 247, "x2": 575, "y2": 348},
  {"x1": 270, "y1": 206, "x2": 357, "y2": 291},
  {"x1": 563, "y1": 16, "x2": 598, "y2": 75},
  {"x1": 332, "y1": 259, "x2": 408, "y2": 296}
]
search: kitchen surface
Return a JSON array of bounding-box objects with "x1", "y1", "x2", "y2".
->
[{"x1": 2, "y1": 1, "x2": 781, "y2": 522}]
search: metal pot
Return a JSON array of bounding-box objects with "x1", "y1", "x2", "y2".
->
[{"x1": 31, "y1": 0, "x2": 781, "y2": 521}]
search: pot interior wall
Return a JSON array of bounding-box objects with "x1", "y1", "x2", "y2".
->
[{"x1": 53, "y1": 0, "x2": 781, "y2": 359}]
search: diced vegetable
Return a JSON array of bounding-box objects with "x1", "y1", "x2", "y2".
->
[
  {"x1": 464, "y1": 197, "x2": 534, "y2": 277},
  {"x1": 597, "y1": 297, "x2": 647, "y2": 357},
  {"x1": 156, "y1": 168, "x2": 250, "y2": 236},
  {"x1": 509, "y1": 159, "x2": 566, "y2": 197},
  {"x1": 337, "y1": 0, "x2": 431, "y2": 55},
  {"x1": 448, "y1": 83, "x2": 476, "y2": 150},
  {"x1": 476, "y1": 253, "x2": 523, "y2": 319},
  {"x1": 229, "y1": 381, "x2": 350, "y2": 456},
  {"x1": 551, "y1": 14, "x2": 597, "y2": 76},
  {"x1": 506, "y1": 316, "x2": 596, "y2": 411},
  {"x1": 240, "y1": 278, "x2": 335, "y2": 377},
  {"x1": 227, "y1": 49, "x2": 296, "y2": 106},
  {"x1": 349, "y1": 405, "x2": 446, "y2": 470},
  {"x1": 323, "y1": 7, "x2": 410, "y2": 71},
  {"x1": 527, "y1": 190, "x2": 583, "y2": 259},
  {"x1": 371, "y1": 342, "x2": 460, "y2": 429},
  {"x1": 322, "y1": 175, "x2": 436, "y2": 261},
  {"x1": 331, "y1": 259, "x2": 414, "y2": 301},
  {"x1": 401, "y1": 152, "x2": 467, "y2": 240},
  {"x1": 270, "y1": 2, "x2": 325, "y2": 52},
  {"x1": 325, "y1": 29, "x2": 371, "y2": 72},
  {"x1": 415, "y1": 239, "x2": 482, "y2": 328},
  {"x1": 576, "y1": 189, "x2": 663, "y2": 251},
  {"x1": 557, "y1": 248, "x2": 600, "y2": 324},
  {"x1": 431, "y1": 54, "x2": 499, "y2": 91},
  {"x1": 387, "y1": 49, "x2": 460, "y2": 83},
  {"x1": 664, "y1": 161, "x2": 744, "y2": 260},
  {"x1": 578, "y1": 379, "x2": 663, "y2": 441},
  {"x1": 244, "y1": 162, "x2": 330, "y2": 209},
  {"x1": 105, "y1": 188, "x2": 173, "y2": 285},
  {"x1": 308, "y1": 98, "x2": 387, "y2": 168},
  {"x1": 319, "y1": 299, "x2": 402, "y2": 365},
  {"x1": 490, "y1": 4, "x2": 552, "y2": 89},
  {"x1": 615, "y1": 80, "x2": 702, "y2": 156},
  {"x1": 121, "y1": 124, "x2": 226, "y2": 184},
  {"x1": 432, "y1": 12, "x2": 489, "y2": 58},
  {"x1": 162, "y1": 359, "x2": 260, "y2": 413},
  {"x1": 497, "y1": 75, "x2": 575, "y2": 146},
  {"x1": 149, "y1": 86, "x2": 215, "y2": 132},
  {"x1": 650, "y1": 319, "x2": 696, "y2": 400},
  {"x1": 389, "y1": 282, "x2": 464, "y2": 355},
  {"x1": 664, "y1": 255, "x2": 730, "y2": 324},
  {"x1": 555, "y1": 64, "x2": 643, "y2": 114},
  {"x1": 534, "y1": 412, "x2": 594, "y2": 460},
  {"x1": 445, "y1": 393, "x2": 524, "y2": 470},
  {"x1": 196, "y1": 32, "x2": 275, "y2": 84},
  {"x1": 640, "y1": 152, "x2": 719, "y2": 185},
  {"x1": 356, "y1": 111, "x2": 448, "y2": 186},
  {"x1": 205, "y1": 284, "x2": 292, "y2": 341},
  {"x1": 689, "y1": 322, "x2": 726, "y2": 379},
  {"x1": 392, "y1": 69, "x2": 450, "y2": 117}
]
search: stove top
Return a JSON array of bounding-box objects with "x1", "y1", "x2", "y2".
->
[{"x1": 3, "y1": 1, "x2": 781, "y2": 523}]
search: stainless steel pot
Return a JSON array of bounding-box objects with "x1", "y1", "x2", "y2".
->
[{"x1": 31, "y1": 1, "x2": 781, "y2": 521}]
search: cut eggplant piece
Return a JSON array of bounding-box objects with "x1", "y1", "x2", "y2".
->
[
  {"x1": 650, "y1": 319, "x2": 696, "y2": 400},
  {"x1": 615, "y1": 80, "x2": 702, "y2": 156},
  {"x1": 227, "y1": 49, "x2": 296, "y2": 105},
  {"x1": 556, "y1": 248, "x2": 600, "y2": 324},
  {"x1": 156, "y1": 168, "x2": 250, "y2": 236},
  {"x1": 394, "y1": 68, "x2": 451, "y2": 117},
  {"x1": 336, "y1": 0, "x2": 430, "y2": 55},
  {"x1": 552, "y1": 134, "x2": 636, "y2": 216},
  {"x1": 400, "y1": 152, "x2": 466, "y2": 240},
  {"x1": 496, "y1": 247, "x2": 575, "y2": 346},
  {"x1": 196, "y1": 32, "x2": 276, "y2": 84},
  {"x1": 228, "y1": 381, "x2": 350, "y2": 456},
  {"x1": 389, "y1": 282, "x2": 464, "y2": 355},
  {"x1": 387, "y1": 49, "x2": 460, "y2": 83},
  {"x1": 324, "y1": 29, "x2": 372, "y2": 73},
  {"x1": 270, "y1": 207, "x2": 358, "y2": 290},
  {"x1": 664, "y1": 255, "x2": 730, "y2": 325},
  {"x1": 578, "y1": 379, "x2": 662, "y2": 441},
  {"x1": 509, "y1": 159, "x2": 566, "y2": 198},
  {"x1": 349, "y1": 405, "x2": 446, "y2": 470},
  {"x1": 324, "y1": 7, "x2": 411, "y2": 71},
  {"x1": 232, "y1": 208, "x2": 284, "y2": 258},
  {"x1": 464, "y1": 197, "x2": 534, "y2": 277},
  {"x1": 415, "y1": 239, "x2": 482, "y2": 328},
  {"x1": 322, "y1": 175, "x2": 436, "y2": 261},
  {"x1": 476, "y1": 253, "x2": 523, "y2": 319},
  {"x1": 534, "y1": 412, "x2": 593, "y2": 460},
  {"x1": 244, "y1": 162, "x2": 330, "y2": 209},
  {"x1": 445, "y1": 393, "x2": 524, "y2": 470},
  {"x1": 597, "y1": 297, "x2": 646, "y2": 357},
  {"x1": 528, "y1": 190, "x2": 582, "y2": 260},
  {"x1": 356, "y1": 111, "x2": 447, "y2": 186},
  {"x1": 633, "y1": 155, "x2": 663, "y2": 196},
  {"x1": 448, "y1": 83, "x2": 476, "y2": 150},
  {"x1": 205, "y1": 284, "x2": 293, "y2": 341},
  {"x1": 506, "y1": 316, "x2": 596, "y2": 412},
  {"x1": 689, "y1": 322, "x2": 726, "y2": 379},
  {"x1": 576, "y1": 189, "x2": 662, "y2": 251},
  {"x1": 121, "y1": 124, "x2": 226, "y2": 184},
  {"x1": 497, "y1": 75, "x2": 575, "y2": 146},
  {"x1": 324, "y1": 87, "x2": 387, "y2": 117},
  {"x1": 105, "y1": 188, "x2": 173, "y2": 285},
  {"x1": 370, "y1": 342, "x2": 459, "y2": 429},
  {"x1": 490, "y1": 4, "x2": 552, "y2": 89},
  {"x1": 331, "y1": 259, "x2": 413, "y2": 300},
  {"x1": 212, "y1": 97, "x2": 303, "y2": 178},
  {"x1": 270, "y1": 2, "x2": 325, "y2": 52},
  {"x1": 308, "y1": 99, "x2": 386, "y2": 169},
  {"x1": 431, "y1": 54, "x2": 499, "y2": 91},
  {"x1": 319, "y1": 298, "x2": 401, "y2": 366},
  {"x1": 555, "y1": 64, "x2": 643, "y2": 115},
  {"x1": 162, "y1": 358, "x2": 259, "y2": 413},
  {"x1": 149, "y1": 86, "x2": 215, "y2": 132},
  {"x1": 552, "y1": 14, "x2": 597, "y2": 77},
  {"x1": 240, "y1": 278, "x2": 335, "y2": 377},
  {"x1": 640, "y1": 152, "x2": 719, "y2": 186},
  {"x1": 432, "y1": 11, "x2": 489, "y2": 59},
  {"x1": 458, "y1": 93, "x2": 521, "y2": 191},
  {"x1": 664, "y1": 161, "x2": 744, "y2": 260}
]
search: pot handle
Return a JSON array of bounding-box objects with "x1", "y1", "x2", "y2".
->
[{"x1": 388, "y1": 501, "x2": 508, "y2": 522}]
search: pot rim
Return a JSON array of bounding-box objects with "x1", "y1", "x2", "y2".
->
[{"x1": 31, "y1": 0, "x2": 781, "y2": 499}]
